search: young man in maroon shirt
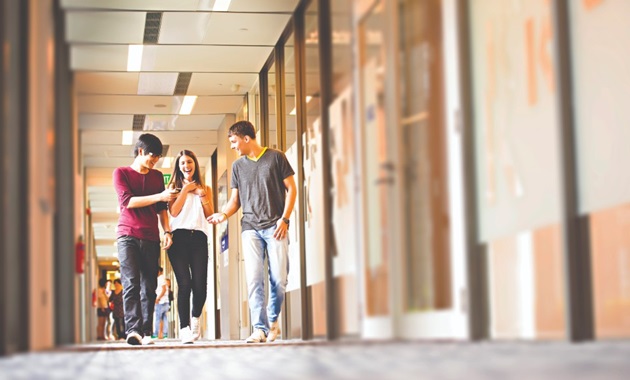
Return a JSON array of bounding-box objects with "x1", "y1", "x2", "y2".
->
[{"x1": 113, "y1": 133, "x2": 177, "y2": 345}]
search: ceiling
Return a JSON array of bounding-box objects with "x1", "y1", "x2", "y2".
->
[{"x1": 60, "y1": 0, "x2": 300, "y2": 264}]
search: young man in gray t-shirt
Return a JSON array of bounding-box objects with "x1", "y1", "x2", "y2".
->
[{"x1": 208, "y1": 120, "x2": 297, "y2": 343}]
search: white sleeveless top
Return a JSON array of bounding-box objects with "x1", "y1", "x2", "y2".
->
[{"x1": 170, "y1": 193, "x2": 208, "y2": 234}]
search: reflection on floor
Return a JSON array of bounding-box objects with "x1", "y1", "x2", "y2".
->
[{"x1": 0, "y1": 340, "x2": 627, "y2": 379}]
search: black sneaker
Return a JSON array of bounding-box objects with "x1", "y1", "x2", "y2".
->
[{"x1": 126, "y1": 331, "x2": 142, "y2": 346}]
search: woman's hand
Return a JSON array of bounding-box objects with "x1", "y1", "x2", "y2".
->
[{"x1": 181, "y1": 182, "x2": 198, "y2": 194}]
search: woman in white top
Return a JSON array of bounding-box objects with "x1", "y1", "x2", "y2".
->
[{"x1": 166, "y1": 150, "x2": 214, "y2": 343}]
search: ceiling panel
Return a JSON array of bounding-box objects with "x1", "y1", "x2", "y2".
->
[
  {"x1": 142, "y1": 45, "x2": 272, "y2": 73},
  {"x1": 159, "y1": 12, "x2": 290, "y2": 46},
  {"x1": 71, "y1": 45, "x2": 272, "y2": 72},
  {"x1": 82, "y1": 130, "x2": 217, "y2": 145},
  {"x1": 202, "y1": 13, "x2": 291, "y2": 45},
  {"x1": 61, "y1": 0, "x2": 299, "y2": 12},
  {"x1": 79, "y1": 114, "x2": 134, "y2": 130},
  {"x1": 187, "y1": 73, "x2": 258, "y2": 95},
  {"x1": 77, "y1": 95, "x2": 243, "y2": 114},
  {"x1": 65, "y1": 11, "x2": 145, "y2": 43},
  {"x1": 76, "y1": 72, "x2": 140, "y2": 95},
  {"x1": 144, "y1": 114, "x2": 227, "y2": 130},
  {"x1": 61, "y1": 0, "x2": 199, "y2": 11},
  {"x1": 71, "y1": 45, "x2": 128, "y2": 71},
  {"x1": 228, "y1": 0, "x2": 299, "y2": 13}
]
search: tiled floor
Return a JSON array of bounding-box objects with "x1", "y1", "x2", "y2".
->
[{"x1": 0, "y1": 339, "x2": 628, "y2": 379}]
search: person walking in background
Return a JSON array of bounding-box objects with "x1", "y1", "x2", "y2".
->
[
  {"x1": 154, "y1": 267, "x2": 169, "y2": 339},
  {"x1": 104, "y1": 280, "x2": 114, "y2": 340},
  {"x1": 208, "y1": 121, "x2": 296, "y2": 343},
  {"x1": 113, "y1": 133, "x2": 177, "y2": 346},
  {"x1": 109, "y1": 279, "x2": 126, "y2": 341},
  {"x1": 95, "y1": 278, "x2": 110, "y2": 341},
  {"x1": 167, "y1": 149, "x2": 214, "y2": 344}
]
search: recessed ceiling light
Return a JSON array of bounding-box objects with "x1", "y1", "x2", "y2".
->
[
  {"x1": 179, "y1": 95, "x2": 198, "y2": 115},
  {"x1": 122, "y1": 130, "x2": 134, "y2": 145},
  {"x1": 127, "y1": 45, "x2": 143, "y2": 72},
  {"x1": 239, "y1": 28, "x2": 248, "y2": 31},
  {"x1": 213, "y1": 0, "x2": 231, "y2": 12}
]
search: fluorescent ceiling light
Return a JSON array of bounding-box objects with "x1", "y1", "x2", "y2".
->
[
  {"x1": 122, "y1": 130, "x2": 134, "y2": 145},
  {"x1": 213, "y1": 0, "x2": 232, "y2": 12},
  {"x1": 127, "y1": 45, "x2": 143, "y2": 72},
  {"x1": 289, "y1": 96, "x2": 313, "y2": 116},
  {"x1": 179, "y1": 96, "x2": 198, "y2": 115},
  {"x1": 162, "y1": 157, "x2": 172, "y2": 169}
]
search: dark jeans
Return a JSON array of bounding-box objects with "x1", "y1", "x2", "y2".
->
[
  {"x1": 167, "y1": 229, "x2": 208, "y2": 329},
  {"x1": 117, "y1": 235, "x2": 160, "y2": 337}
]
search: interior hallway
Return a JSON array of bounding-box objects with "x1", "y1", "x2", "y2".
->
[{"x1": 1, "y1": 340, "x2": 628, "y2": 379}]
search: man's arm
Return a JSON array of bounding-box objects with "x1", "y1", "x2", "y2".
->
[
  {"x1": 281, "y1": 175, "x2": 297, "y2": 220},
  {"x1": 273, "y1": 175, "x2": 297, "y2": 240},
  {"x1": 207, "y1": 188, "x2": 240, "y2": 224},
  {"x1": 128, "y1": 190, "x2": 175, "y2": 209},
  {"x1": 158, "y1": 209, "x2": 172, "y2": 249}
]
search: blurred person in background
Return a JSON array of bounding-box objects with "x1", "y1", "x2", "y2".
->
[
  {"x1": 153, "y1": 267, "x2": 169, "y2": 339},
  {"x1": 109, "y1": 279, "x2": 126, "y2": 341},
  {"x1": 94, "y1": 278, "x2": 110, "y2": 341}
]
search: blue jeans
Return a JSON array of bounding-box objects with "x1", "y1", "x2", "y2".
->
[
  {"x1": 242, "y1": 226, "x2": 289, "y2": 335},
  {"x1": 117, "y1": 235, "x2": 160, "y2": 337},
  {"x1": 153, "y1": 303, "x2": 169, "y2": 337}
]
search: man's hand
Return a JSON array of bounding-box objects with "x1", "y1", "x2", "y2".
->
[
  {"x1": 207, "y1": 212, "x2": 227, "y2": 224},
  {"x1": 160, "y1": 188, "x2": 178, "y2": 202},
  {"x1": 273, "y1": 218, "x2": 289, "y2": 240},
  {"x1": 162, "y1": 233, "x2": 173, "y2": 249}
]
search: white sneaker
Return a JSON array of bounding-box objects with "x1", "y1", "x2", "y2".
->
[
  {"x1": 126, "y1": 331, "x2": 142, "y2": 346},
  {"x1": 180, "y1": 327, "x2": 194, "y2": 344},
  {"x1": 141, "y1": 335, "x2": 155, "y2": 345},
  {"x1": 191, "y1": 317, "x2": 201, "y2": 341},
  {"x1": 267, "y1": 321, "x2": 281, "y2": 342},
  {"x1": 246, "y1": 329, "x2": 267, "y2": 343}
]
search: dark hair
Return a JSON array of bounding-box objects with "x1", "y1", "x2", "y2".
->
[
  {"x1": 133, "y1": 133, "x2": 163, "y2": 157},
  {"x1": 228, "y1": 120, "x2": 256, "y2": 140},
  {"x1": 168, "y1": 150, "x2": 205, "y2": 189},
  {"x1": 114, "y1": 279, "x2": 122, "y2": 285},
  {"x1": 158, "y1": 266, "x2": 163, "y2": 273},
  {"x1": 99, "y1": 278, "x2": 107, "y2": 287}
]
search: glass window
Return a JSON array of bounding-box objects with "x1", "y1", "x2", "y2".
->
[
  {"x1": 569, "y1": 0, "x2": 630, "y2": 338},
  {"x1": 399, "y1": 0, "x2": 451, "y2": 312},
  {"x1": 329, "y1": 0, "x2": 358, "y2": 335},
  {"x1": 303, "y1": 0, "x2": 327, "y2": 336},
  {"x1": 359, "y1": 1, "x2": 389, "y2": 316},
  {"x1": 268, "y1": 60, "x2": 278, "y2": 149},
  {"x1": 469, "y1": 0, "x2": 565, "y2": 338}
]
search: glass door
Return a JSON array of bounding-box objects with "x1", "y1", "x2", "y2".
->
[{"x1": 395, "y1": 0, "x2": 468, "y2": 338}]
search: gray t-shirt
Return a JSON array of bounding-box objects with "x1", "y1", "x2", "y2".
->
[{"x1": 231, "y1": 148, "x2": 295, "y2": 231}]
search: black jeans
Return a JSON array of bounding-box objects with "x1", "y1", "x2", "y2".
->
[
  {"x1": 167, "y1": 229, "x2": 208, "y2": 329},
  {"x1": 117, "y1": 235, "x2": 160, "y2": 337}
]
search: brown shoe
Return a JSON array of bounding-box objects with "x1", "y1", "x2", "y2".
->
[{"x1": 267, "y1": 321, "x2": 281, "y2": 342}]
